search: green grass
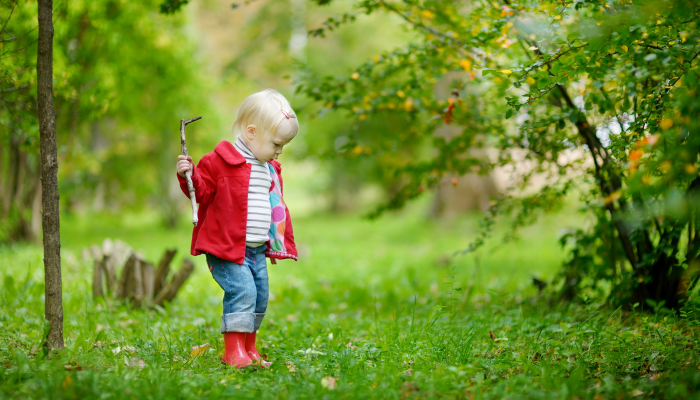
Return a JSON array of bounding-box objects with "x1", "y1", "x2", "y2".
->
[{"x1": 2, "y1": 206, "x2": 700, "y2": 399}]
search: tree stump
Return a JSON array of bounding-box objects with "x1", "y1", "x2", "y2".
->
[{"x1": 88, "y1": 240, "x2": 192, "y2": 308}]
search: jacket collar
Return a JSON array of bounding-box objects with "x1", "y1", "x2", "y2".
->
[{"x1": 214, "y1": 140, "x2": 246, "y2": 166}]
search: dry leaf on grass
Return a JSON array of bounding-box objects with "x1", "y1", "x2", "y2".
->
[
  {"x1": 631, "y1": 389, "x2": 644, "y2": 397},
  {"x1": 112, "y1": 346, "x2": 136, "y2": 355},
  {"x1": 64, "y1": 364, "x2": 83, "y2": 371},
  {"x1": 190, "y1": 343, "x2": 211, "y2": 357},
  {"x1": 128, "y1": 356, "x2": 147, "y2": 370},
  {"x1": 321, "y1": 376, "x2": 336, "y2": 390},
  {"x1": 285, "y1": 361, "x2": 296, "y2": 372}
]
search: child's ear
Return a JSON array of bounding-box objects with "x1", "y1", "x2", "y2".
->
[{"x1": 245, "y1": 125, "x2": 256, "y2": 140}]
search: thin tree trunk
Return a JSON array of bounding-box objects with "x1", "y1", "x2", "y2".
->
[{"x1": 37, "y1": 0, "x2": 64, "y2": 350}]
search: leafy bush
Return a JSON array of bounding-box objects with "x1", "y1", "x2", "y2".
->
[{"x1": 298, "y1": 0, "x2": 700, "y2": 308}]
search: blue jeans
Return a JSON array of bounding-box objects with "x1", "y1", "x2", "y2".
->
[{"x1": 206, "y1": 246, "x2": 269, "y2": 333}]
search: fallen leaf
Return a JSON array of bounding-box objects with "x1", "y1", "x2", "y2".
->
[
  {"x1": 631, "y1": 389, "x2": 644, "y2": 397},
  {"x1": 112, "y1": 346, "x2": 136, "y2": 354},
  {"x1": 128, "y1": 356, "x2": 147, "y2": 370},
  {"x1": 285, "y1": 361, "x2": 296, "y2": 372},
  {"x1": 489, "y1": 331, "x2": 496, "y2": 340},
  {"x1": 321, "y1": 376, "x2": 337, "y2": 390},
  {"x1": 190, "y1": 343, "x2": 211, "y2": 358},
  {"x1": 297, "y1": 348, "x2": 325, "y2": 355},
  {"x1": 64, "y1": 364, "x2": 83, "y2": 371}
]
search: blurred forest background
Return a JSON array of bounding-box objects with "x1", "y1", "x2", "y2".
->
[
  {"x1": 2, "y1": 0, "x2": 700, "y2": 307},
  {"x1": 0, "y1": 0, "x2": 433, "y2": 241}
]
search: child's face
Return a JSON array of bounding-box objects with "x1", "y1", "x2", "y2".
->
[{"x1": 246, "y1": 119, "x2": 296, "y2": 162}]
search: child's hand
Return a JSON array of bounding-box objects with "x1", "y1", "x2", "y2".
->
[{"x1": 177, "y1": 155, "x2": 193, "y2": 178}]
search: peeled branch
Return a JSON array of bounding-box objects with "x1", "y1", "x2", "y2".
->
[{"x1": 180, "y1": 116, "x2": 202, "y2": 225}]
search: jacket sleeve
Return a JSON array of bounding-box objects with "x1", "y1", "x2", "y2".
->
[{"x1": 176, "y1": 155, "x2": 216, "y2": 205}]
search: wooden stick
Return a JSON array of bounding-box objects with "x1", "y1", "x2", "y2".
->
[
  {"x1": 154, "y1": 258, "x2": 194, "y2": 307},
  {"x1": 154, "y1": 248, "x2": 177, "y2": 295},
  {"x1": 180, "y1": 116, "x2": 202, "y2": 226}
]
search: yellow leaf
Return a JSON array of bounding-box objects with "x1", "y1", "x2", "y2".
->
[
  {"x1": 621, "y1": 45, "x2": 628, "y2": 53},
  {"x1": 501, "y1": 69, "x2": 513, "y2": 75},
  {"x1": 659, "y1": 161, "x2": 672, "y2": 173},
  {"x1": 190, "y1": 343, "x2": 211, "y2": 357},
  {"x1": 686, "y1": 164, "x2": 698, "y2": 174},
  {"x1": 526, "y1": 76, "x2": 535, "y2": 85},
  {"x1": 321, "y1": 376, "x2": 337, "y2": 390},
  {"x1": 459, "y1": 59, "x2": 472, "y2": 71},
  {"x1": 553, "y1": 15, "x2": 562, "y2": 21},
  {"x1": 422, "y1": 10, "x2": 434, "y2": 19},
  {"x1": 659, "y1": 119, "x2": 673, "y2": 130},
  {"x1": 396, "y1": 90, "x2": 405, "y2": 98},
  {"x1": 351, "y1": 72, "x2": 360, "y2": 80},
  {"x1": 603, "y1": 191, "x2": 621, "y2": 204}
]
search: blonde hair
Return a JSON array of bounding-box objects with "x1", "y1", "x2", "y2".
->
[{"x1": 233, "y1": 89, "x2": 299, "y2": 139}]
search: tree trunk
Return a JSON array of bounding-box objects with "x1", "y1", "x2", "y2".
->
[{"x1": 37, "y1": 0, "x2": 64, "y2": 350}]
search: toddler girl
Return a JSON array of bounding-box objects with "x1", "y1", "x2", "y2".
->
[{"x1": 176, "y1": 89, "x2": 298, "y2": 368}]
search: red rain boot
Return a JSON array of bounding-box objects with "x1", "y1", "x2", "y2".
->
[
  {"x1": 245, "y1": 331, "x2": 272, "y2": 368},
  {"x1": 222, "y1": 332, "x2": 252, "y2": 368}
]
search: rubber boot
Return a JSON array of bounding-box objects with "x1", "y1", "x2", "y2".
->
[
  {"x1": 222, "y1": 332, "x2": 252, "y2": 368},
  {"x1": 245, "y1": 331, "x2": 272, "y2": 368}
]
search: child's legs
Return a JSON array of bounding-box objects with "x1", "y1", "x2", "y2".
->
[
  {"x1": 251, "y1": 247, "x2": 269, "y2": 330},
  {"x1": 206, "y1": 253, "x2": 257, "y2": 333}
]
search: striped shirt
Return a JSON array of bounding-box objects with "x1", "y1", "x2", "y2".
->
[{"x1": 234, "y1": 136, "x2": 272, "y2": 248}]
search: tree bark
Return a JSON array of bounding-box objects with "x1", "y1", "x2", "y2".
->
[
  {"x1": 37, "y1": 0, "x2": 64, "y2": 350},
  {"x1": 154, "y1": 248, "x2": 176, "y2": 295},
  {"x1": 155, "y1": 258, "x2": 194, "y2": 307},
  {"x1": 117, "y1": 254, "x2": 137, "y2": 300},
  {"x1": 141, "y1": 261, "x2": 155, "y2": 304}
]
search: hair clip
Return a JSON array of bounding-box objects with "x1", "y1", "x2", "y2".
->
[{"x1": 281, "y1": 109, "x2": 291, "y2": 119}]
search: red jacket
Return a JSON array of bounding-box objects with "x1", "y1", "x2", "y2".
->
[{"x1": 177, "y1": 140, "x2": 298, "y2": 264}]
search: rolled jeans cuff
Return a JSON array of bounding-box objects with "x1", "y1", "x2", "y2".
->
[
  {"x1": 221, "y1": 312, "x2": 254, "y2": 333},
  {"x1": 254, "y1": 313, "x2": 266, "y2": 331}
]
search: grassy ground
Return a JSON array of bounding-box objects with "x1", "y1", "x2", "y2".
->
[{"x1": 1, "y1": 205, "x2": 700, "y2": 399}]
